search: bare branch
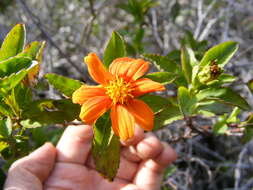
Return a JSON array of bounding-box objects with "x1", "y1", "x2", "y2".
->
[
  {"x1": 150, "y1": 9, "x2": 164, "y2": 51},
  {"x1": 17, "y1": 0, "x2": 86, "y2": 78}
]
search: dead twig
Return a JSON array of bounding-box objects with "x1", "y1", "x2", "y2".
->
[{"x1": 17, "y1": 0, "x2": 85, "y2": 78}]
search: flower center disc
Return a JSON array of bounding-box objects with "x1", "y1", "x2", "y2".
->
[{"x1": 105, "y1": 77, "x2": 133, "y2": 104}]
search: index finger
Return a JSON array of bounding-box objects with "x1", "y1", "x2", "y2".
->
[{"x1": 56, "y1": 125, "x2": 93, "y2": 164}]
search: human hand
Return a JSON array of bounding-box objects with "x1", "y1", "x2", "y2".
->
[{"x1": 4, "y1": 125, "x2": 177, "y2": 190}]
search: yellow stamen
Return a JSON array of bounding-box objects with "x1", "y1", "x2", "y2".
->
[{"x1": 105, "y1": 76, "x2": 133, "y2": 104}]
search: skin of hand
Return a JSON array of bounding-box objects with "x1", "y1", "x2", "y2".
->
[{"x1": 4, "y1": 125, "x2": 177, "y2": 190}]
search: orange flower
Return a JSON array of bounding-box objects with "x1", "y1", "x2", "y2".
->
[{"x1": 72, "y1": 53, "x2": 165, "y2": 140}]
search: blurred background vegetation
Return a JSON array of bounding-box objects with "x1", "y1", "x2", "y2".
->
[{"x1": 0, "y1": 0, "x2": 253, "y2": 189}]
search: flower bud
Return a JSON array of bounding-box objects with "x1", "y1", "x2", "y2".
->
[{"x1": 198, "y1": 60, "x2": 222, "y2": 84}]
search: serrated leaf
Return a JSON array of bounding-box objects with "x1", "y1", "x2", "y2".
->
[
  {"x1": 0, "y1": 117, "x2": 12, "y2": 137},
  {"x1": 0, "y1": 24, "x2": 26, "y2": 61},
  {"x1": 140, "y1": 95, "x2": 170, "y2": 113},
  {"x1": 22, "y1": 99, "x2": 80, "y2": 125},
  {"x1": 143, "y1": 54, "x2": 178, "y2": 72},
  {"x1": 0, "y1": 57, "x2": 32, "y2": 78},
  {"x1": 177, "y1": 86, "x2": 197, "y2": 116},
  {"x1": 200, "y1": 41, "x2": 238, "y2": 67},
  {"x1": 92, "y1": 112, "x2": 120, "y2": 181},
  {"x1": 197, "y1": 87, "x2": 250, "y2": 110},
  {"x1": 45, "y1": 73, "x2": 82, "y2": 97},
  {"x1": 145, "y1": 72, "x2": 177, "y2": 85},
  {"x1": 141, "y1": 94, "x2": 182, "y2": 129},
  {"x1": 154, "y1": 105, "x2": 182, "y2": 130},
  {"x1": 103, "y1": 31, "x2": 126, "y2": 68},
  {"x1": 181, "y1": 46, "x2": 196, "y2": 84}
]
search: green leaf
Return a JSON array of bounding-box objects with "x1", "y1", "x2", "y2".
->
[
  {"x1": 242, "y1": 126, "x2": 253, "y2": 143},
  {"x1": 0, "y1": 70, "x2": 28, "y2": 91},
  {"x1": 181, "y1": 31, "x2": 208, "y2": 59},
  {"x1": 177, "y1": 86, "x2": 197, "y2": 116},
  {"x1": 217, "y1": 73, "x2": 236, "y2": 84},
  {"x1": 0, "y1": 57, "x2": 32, "y2": 78},
  {"x1": 17, "y1": 41, "x2": 45, "y2": 60},
  {"x1": 0, "y1": 102, "x2": 13, "y2": 117},
  {"x1": 0, "y1": 117, "x2": 12, "y2": 137},
  {"x1": 200, "y1": 41, "x2": 238, "y2": 67},
  {"x1": 213, "y1": 115, "x2": 228, "y2": 135},
  {"x1": 164, "y1": 165, "x2": 177, "y2": 179},
  {"x1": 0, "y1": 24, "x2": 26, "y2": 61},
  {"x1": 242, "y1": 114, "x2": 253, "y2": 143},
  {"x1": 197, "y1": 87, "x2": 250, "y2": 110},
  {"x1": 0, "y1": 141, "x2": 8, "y2": 153},
  {"x1": 133, "y1": 27, "x2": 145, "y2": 53},
  {"x1": 31, "y1": 126, "x2": 64, "y2": 147},
  {"x1": 145, "y1": 72, "x2": 177, "y2": 85},
  {"x1": 20, "y1": 119, "x2": 41, "y2": 128},
  {"x1": 103, "y1": 31, "x2": 126, "y2": 68},
  {"x1": 12, "y1": 83, "x2": 32, "y2": 113},
  {"x1": 192, "y1": 65, "x2": 201, "y2": 87},
  {"x1": 226, "y1": 107, "x2": 240, "y2": 123},
  {"x1": 154, "y1": 105, "x2": 183, "y2": 130},
  {"x1": 22, "y1": 99, "x2": 80, "y2": 125},
  {"x1": 92, "y1": 112, "x2": 120, "y2": 181},
  {"x1": 140, "y1": 95, "x2": 170, "y2": 113},
  {"x1": 166, "y1": 50, "x2": 181, "y2": 63},
  {"x1": 151, "y1": 96, "x2": 183, "y2": 129},
  {"x1": 181, "y1": 46, "x2": 196, "y2": 84},
  {"x1": 2, "y1": 83, "x2": 32, "y2": 118},
  {"x1": 143, "y1": 54, "x2": 178, "y2": 72},
  {"x1": 45, "y1": 73, "x2": 83, "y2": 97},
  {"x1": 19, "y1": 41, "x2": 46, "y2": 84},
  {"x1": 196, "y1": 100, "x2": 232, "y2": 115}
]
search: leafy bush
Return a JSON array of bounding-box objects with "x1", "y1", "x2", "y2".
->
[
  {"x1": 0, "y1": 0, "x2": 253, "y2": 189},
  {"x1": 0, "y1": 22, "x2": 252, "y2": 184}
]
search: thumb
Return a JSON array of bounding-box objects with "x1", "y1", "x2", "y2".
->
[{"x1": 4, "y1": 143, "x2": 56, "y2": 190}]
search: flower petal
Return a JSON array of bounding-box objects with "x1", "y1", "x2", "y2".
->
[
  {"x1": 109, "y1": 57, "x2": 134, "y2": 76},
  {"x1": 132, "y1": 78, "x2": 165, "y2": 97},
  {"x1": 72, "y1": 85, "x2": 106, "y2": 105},
  {"x1": 110, "y1": 104, "x2": 135, "y2": 141},
  {"x1": 109, "y1": 58, "x2": 149, "y2": 82},
  {"x1": 126, "y1": 99, "x2": 154, "y2": 131},
  {"x1": 84, "y1": 53, "x2": 113, "y2": 85},
  {"x1": 80, "y1": 96, "x2": 112, "y2": 125}
]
